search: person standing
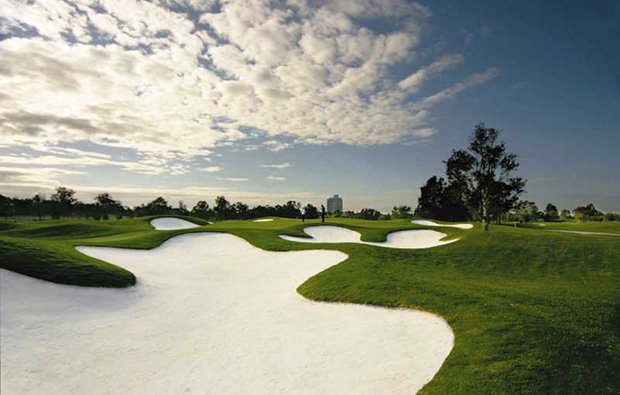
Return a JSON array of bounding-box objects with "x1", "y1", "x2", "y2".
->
[
  {"x1": 301, "y1": 206, "x2": 306, "y2": 222},
  {"x1": 321, "y1": 205, "x2": 326, "y2": 224}
]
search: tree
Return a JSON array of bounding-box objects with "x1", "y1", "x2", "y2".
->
[
  {"x1": 391, "y1": 205, "x2": 412, "y2": 219},
  {"x1": 573, "y1": 204, "x2": 602, "y2": 222},
  {"x1": 232, "y1": 202, "x2": 249, "y2": 219},
  {"x1": 559, "y1": 209, "x2": 571, "y2": 221},
  {"x1": 95, "y1": 193, "x2": 123, "y2": 216},
  {"x1": 544, "y1": 203, "x2": 559, "y2": 222},
  {"x1": 142, "y1": 197, "x2": 172, "y2": 216},
  {"x1": 358, "y1": 208, "x2": 381, "y2": 220},
  {"x1": 32, "y1": 193, "x2": 46, "y2": 220},
  {"x1": 516, "y1": 201, "x2": 538, "y2": 223},
  {"x1": 191, "y1": 201, "x2": 212, "y2": 219},
  {"x1": 178, "y1": 200, "x2": 189, "y2": 215},
  {"x1": 489, "y1": 178, "x2": 526, "y2": 224},
  {"x1": 303, "y1": 204, "x2": 319, "y2": 219},
  {"x1": 415, "y1": 176, "x2": 445, "y2": 219},
  {"x1": 214, "y1": 196, "x2": 232, "y2": 220},
  {"x1": 445, "y1": 123, "x2": 524, "y2": 231},
  {"x1": 51, "y1": 186, "x2": 77, "y2": 218}
]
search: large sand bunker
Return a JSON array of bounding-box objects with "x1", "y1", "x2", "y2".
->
[
  {"x1": 412, "y1": 219, "x2": 473, "y2": 229},
  {"x1": 280, "y1": 226, "x2": 457, "y2": 249},
  {"x1": 1, "y1": 232, "x2": 454, "y2": 395},
  {"x1": 253, "y1": 218, "x2": 274, "y2": 222},
  {"x1": 151, "y1": 217, "x2": 200, "y2": 230}
]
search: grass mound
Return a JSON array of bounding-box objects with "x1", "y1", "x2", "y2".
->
[
  {"x1": 10, "y1": 222, "x2": 125, "y2": 239},
  {"x1": 0, "y1": 236, "x2": 135, "y2": 287}
]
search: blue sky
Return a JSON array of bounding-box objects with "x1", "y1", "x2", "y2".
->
[{"x1": 0, "y1": 0, "x2": 618, "y2": 212}]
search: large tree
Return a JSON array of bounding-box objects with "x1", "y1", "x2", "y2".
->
[
  {"x1": 51, "y1": 186, "x2": 78, "y2": 218},
  {"x1": 544, "y1": 203, "x2": 559, "y2": 222},
  {"x1": 391, "y1": 205, "x2": 412, "y2": 219},
  {"x1": 191, "y1": 200, "x2": 212, "y2": 219},
  {"x1": 414, "y1": 176, "x2": 445, "y2": 220},
  {"x1": 445, "y1": 123, "x2": 524, "y2": 231}
]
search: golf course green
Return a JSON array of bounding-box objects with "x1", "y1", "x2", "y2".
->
[{"x1": 1, "y1": 216, "x2": 619, "y2": 394}]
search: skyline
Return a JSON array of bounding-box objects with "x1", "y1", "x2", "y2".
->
[{"x1": 1, "y1": 0, "x2": 619, "y2": 213}]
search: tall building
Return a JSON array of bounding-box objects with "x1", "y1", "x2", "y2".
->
[{"x1": 327, "y1": 194, "x2": 343, "y2": 214}]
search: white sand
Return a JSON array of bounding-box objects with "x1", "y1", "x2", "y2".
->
[
  {"x1": 253, "y1": 218, "x2": 274, "y2": 222},
  {"x1": 151, "y1": 217, "x2": 200, "y2": 230},
  {"x1": 280, "y1": 226, "x2": 457, "y2": 249},
  {"x1": 1, "y1": 232, "x2": 454, "y2": 395},
  {"x1": 411, "y1": 219, "x2": 473, "y2": 230}
]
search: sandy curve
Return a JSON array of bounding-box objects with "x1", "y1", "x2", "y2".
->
[
  {"x1": 253, "y1": 218, "x2": 274, "y2": 222},
  {"x1": 280, "y1": 226, "x2": 458, "y2": 249},
  {"x1": 1, "y1": 232, "x2": 454, "y2": 395},
  {"x1": 411, "y1": 219, "x2": 473, "y2": 229},
  {"x1": 150, "y1": 217, "x2": 201, "y2": 230}
]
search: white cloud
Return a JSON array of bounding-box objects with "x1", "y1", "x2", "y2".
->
[
  {"x1": 267, "y1": 175, "x2": 286, "y2": 182},
  {"x1": 259, "y1": 163, "x2": 293, "y2": 169},
  {"x1": 219, "y1": 177, "x2": 249, "y2": 182},
  {"x1": 201, "y1": 166, "x2": 223, "y2": 173},
  {"x1": 412, "y1": 128, "x2": 437, "y2": 138},
  {"x1": 0, "y1": 166, "x2": 85, "y2": 190},
  {"x1": 263, "y1": 141, "x2": 292, "y2": 152},
  {"x1": 412, "y1": 68, "x2": 500, "y2": 109},
  {"x1": 0, "y1": 153, "x2": 166, "y2": 175},
  {"x1": 0, "y1": 0, "x2": 498, "y2": 177},
  {"x1": 397, "y1": 54, "x2": 464, "y2": 94}
]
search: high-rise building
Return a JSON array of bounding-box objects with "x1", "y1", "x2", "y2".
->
[{"x1": 327, "y1": 194, "x2": 343, "y2": 214}]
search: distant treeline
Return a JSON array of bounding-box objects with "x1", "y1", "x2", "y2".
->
[
  {"x1": 506, "y1": 202, "x2": 619, "y2": 223},
  {"x1": 0, "y1": 188, "x2": 414, "y2": 221}
]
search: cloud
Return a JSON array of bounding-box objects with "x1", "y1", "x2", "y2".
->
[
  {"x1": 259, "y1": 162, "x2": 293, "y2": 169},
  {"x1": 201, "y1": 166, "x2": 223, "y2": 173},
  {"x1": 412, "y1": 128, "x2": 437, "y2": 138},
  {"x1": 218, "y1": 177, "x2": 249, "y2": 182},
  {"x1": 397, "y1": 54, "x2": 464, "y2": 94},
  {"x1": 267, "y1": 175, "x2": 286, "y2": 182},
  {"x1": 0, "y1": 153, "x2": 166, "y2": 175},
  {"x1": 263, "y1": 140, "x2": 292, "y2": 152},
  {"x1": 412, "y1": 68, "x2": 500, "y2": 109},
  {"x1": 0, "y1": 166, "x2": 85, "y2": 190},
  {"x1": 0, "y1": 0, "x2": 498, "y2": 175}
]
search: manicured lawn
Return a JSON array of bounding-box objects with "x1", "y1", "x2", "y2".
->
[
  {"x1": 519, "y1": 220, "x2": 620, "y2": 234},
  {"x1": 1, "y1": 216, "x2": 618, "y2": 394}
]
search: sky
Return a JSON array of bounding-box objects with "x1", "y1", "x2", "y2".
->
[{"x1": 0, "y1": 0, "x2": 619, "y2": 213}]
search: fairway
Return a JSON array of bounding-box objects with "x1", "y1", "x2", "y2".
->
[{"x1": 1, "y1": 216, "x2": 619, "y2": 394}]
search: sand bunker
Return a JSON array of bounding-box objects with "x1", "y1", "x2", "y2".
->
[
  {"x1": 150, "y1": 217, "x2": 200, "y2": 230},
  {"x1": 412, "y1": 219, "x2": 473, "y2": 230},
  {"x1": 253, "y1": 218, "x2": 274, "y2": 222},
  {"x1": 1, "y1": 233, "x2": 453, "y2": 395},
  {"x1": 280, "y1": 226, "x2": 457, "y2": 249}
]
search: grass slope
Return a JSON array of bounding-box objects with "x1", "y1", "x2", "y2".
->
[
  {"x1": 519, "y1": 220, "x2": 620, "y2": 234},
  {"x1": 1, "y1": 216, "x2": 619, "y2": 394}
]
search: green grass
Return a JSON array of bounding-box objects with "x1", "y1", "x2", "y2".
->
[
  {"x1": 1, "y1": 215, "x2": 618, "y2": 394},
  {"x1": 520, "y1": 220, "x2": 620, "y2": 234}
]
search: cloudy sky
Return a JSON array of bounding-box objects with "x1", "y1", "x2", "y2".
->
[{"x1": 1, "y1": 0, "x2": 619, "y2": 212}]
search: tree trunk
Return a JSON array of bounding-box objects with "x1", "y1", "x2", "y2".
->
[{"x1": 482, "y1": 196, "x2": 490, "y2": 231}]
